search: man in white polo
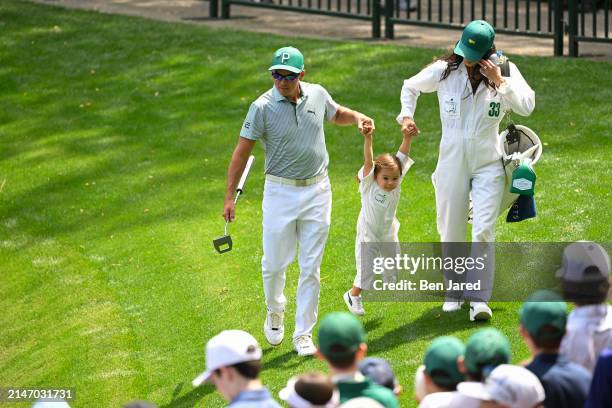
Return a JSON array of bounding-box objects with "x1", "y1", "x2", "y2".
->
[{"x1": 223, "y1": 46, "x2": 374, "y2": 356}]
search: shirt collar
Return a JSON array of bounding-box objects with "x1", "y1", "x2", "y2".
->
[
  {"x1": 571, "y1": 304, "x2": 610, "y2": 319},
  {"x1": 271, "y1": 83, "x2": 307, "y2": 103},
  {"x1": 332, "y1": 372, "x2": 365, "y2": 383},
  {"x1": 533, "y1": 352, "x2": 563, "y2": 364},
  {"x1": 230, "y1": 388, "x2": 272, "y2": 404},
  {"x1": 272, "y1": 86, "x2": 285, "y2": 102},
  {"x1": 568, "y1": 304, "x2": 612, "y2": 332}
]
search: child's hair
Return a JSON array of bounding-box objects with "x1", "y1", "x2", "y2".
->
[
  {"x1": 374, "y1": 153, "x2": 402, "y2": 178},
  {"x1": 562, "y1": 277, "x2": 610, "y2": 305},
  {"x1": 293, "y1": 372, "x2": 335, "y2": 406}
]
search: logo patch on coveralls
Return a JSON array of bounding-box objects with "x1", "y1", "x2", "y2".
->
[{"x1": 443, "y1": 95, "x2": 460, "y2": 118}]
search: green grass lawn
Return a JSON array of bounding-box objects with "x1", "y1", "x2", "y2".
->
[{"x1": 1, "y1": 0, "x2": 610, "y2": 406}]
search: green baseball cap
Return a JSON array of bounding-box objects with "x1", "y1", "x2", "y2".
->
[
  {"x1": 318, "y1": 312, "x2": 366, "y2": 359},
  {"x1": 269, "y1": 46, "x2": 304, "y2": 74},
  {"x1": 465, "y1": 328, "x2": 511, "y2": 376},
  {"x1": 424, "y1": 336, "x2": 466, "y2": 387},
  {"x1": 454, "y1": 20, "x2": 495, "y2": 62},
  {"x1": 519, "y1": 290, "x2": 567, "y2": 341}
]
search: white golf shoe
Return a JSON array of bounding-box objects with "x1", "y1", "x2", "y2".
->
[
  {"x1": 442, "y1": 300, "x2": 464, "y2": 312},
  {"x1": 263, "y1": 310, "x2": 284, "y2": 346},
  {"x1": 293, "y1": 335, "x2": 316, "y2": 357},
  {"x1": 343, "y1": 290, "x2": 365, "y2": 316},
  {"x1": 469, "y1": 302, "x2": 492, "y2": 321}
]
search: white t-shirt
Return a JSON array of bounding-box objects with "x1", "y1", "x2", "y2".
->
[
  {"x1": 357, "y1": 151, "x2": 413, "y2": 240},
  {"x1": 560, "y1": 304, "x2": 612, "y2": 372}
]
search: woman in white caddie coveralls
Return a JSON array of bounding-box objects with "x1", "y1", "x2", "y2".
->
[{"x1": 397, "y1": 20, "x2": 535, "y2": 321}]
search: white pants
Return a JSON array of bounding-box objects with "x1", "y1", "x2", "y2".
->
[
  {"x1": 261, "y1": 177, "x2": 332, "y2": 338},
  {"x1": 353, "y1": 225, "x2": 399, "y2": 289},
  {"x1": 433, "y1": 158, "x2": 504, "y2": 302}
]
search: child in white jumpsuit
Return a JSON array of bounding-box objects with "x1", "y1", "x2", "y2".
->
[
  {"x1": 344, "y1": 126, "x2": 416, "y2": 316},
  {"x1": 397, "y1": 20, "x2": 535, "y2": 321}
]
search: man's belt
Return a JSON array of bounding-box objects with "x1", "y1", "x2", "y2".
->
[{"x1": 265, "y1": 170, "x2": 327, "y2": 187}]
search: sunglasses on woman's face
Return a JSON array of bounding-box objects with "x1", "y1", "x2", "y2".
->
[{"x1": 271, "y1": 71, "x2": 300, "y2": 81}]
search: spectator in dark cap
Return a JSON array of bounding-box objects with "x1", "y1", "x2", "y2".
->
[
  {"x1": 316, "y1": 312, "x2": 398, "y2": 408},
  {"x1": 557, "y1": 241, "x2": 612, "y2": 372},
  {"x1": 417, "y1": 336, "x2": 465, "y2": 407},
  {"x1": 359, "y1": 357, "x2": 402, "y2": 396},
  {"x1": 519, "y1": 290, "x2": 591, "y2": 408}
]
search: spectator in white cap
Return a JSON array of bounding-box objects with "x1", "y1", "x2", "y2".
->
[
  {"x1": 192, "y1": 329, "x2": 281, "y2": 407},
  {"x1": 557, "y1": 241, "x2": 612, "y2": 372},
  {"x1": 456, "y1": 364, "x2": 545, "y2": 408},
  {"x1": 279, "y1": 372, "x2": 339, "y2": 407}
]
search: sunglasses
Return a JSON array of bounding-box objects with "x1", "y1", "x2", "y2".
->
[{"x1": 271, "y1": 71, "x2": 300, "y2": 81}]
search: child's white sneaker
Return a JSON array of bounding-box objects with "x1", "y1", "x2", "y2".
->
[
  {"x1": 344, "y1": 290, "x2": 365, "y2": 316},
  {"x1": 263, "y1": 310, "x2": 284, "y2": 345}
]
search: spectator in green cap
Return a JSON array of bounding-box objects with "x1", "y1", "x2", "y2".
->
[
  {"x1": 316, "y1": 312, "x2": 398, "y2": 408},
  {"x1": 223, "y1": 46, "x2": 375, "y2": 357},
  {"x1": 462, "y1": 328, "x2": 511, "y2": 381},
  {"x1": 416, "y1": 336, "x2": 465, "y2": 407},
  {"x1": 397, "y1": 19, "x2": 535, "y2": 323},
  {"x1": 440, "y1": 328, "x2": 511, "y2": 407},
  {"x1": 519, "y1": 290, "x2": 592, "y2": 408}
]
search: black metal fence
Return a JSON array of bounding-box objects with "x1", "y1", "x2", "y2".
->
[
  {"x1": 385, "y1": 0, "x2": 562, "y2": 54},
  {"x1": 567, "y1": 0, "x2": 611, "y2": 56},
  {"x1": 218, "y1": 0, "x2": 382, "y2": 38},
  {"x1": 206, "y1": 0, "x2": 611, "y2": 57}
]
